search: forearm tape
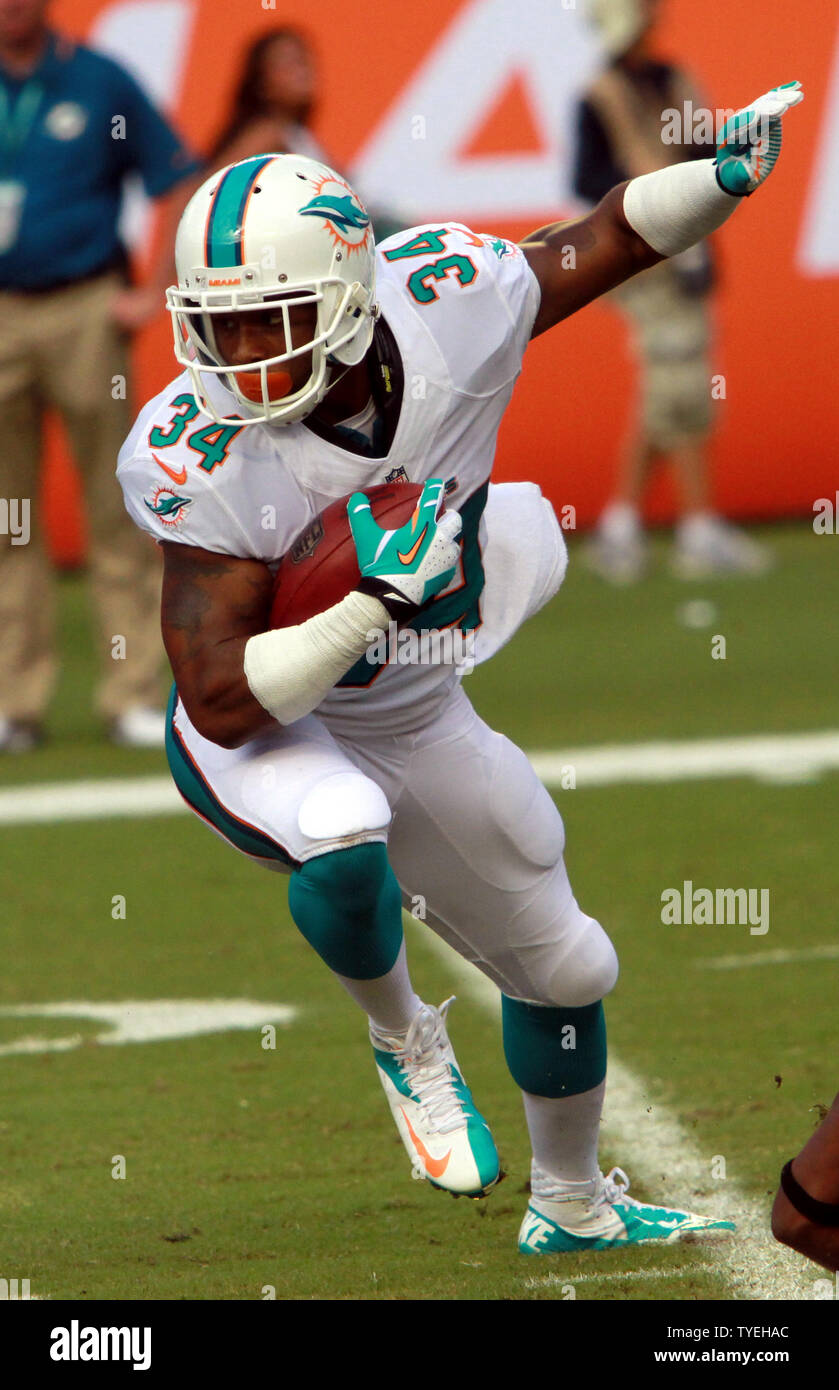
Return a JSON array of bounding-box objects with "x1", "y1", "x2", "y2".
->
[
  {"x1": 243, "y1": 589, "x2": 389, "y2": 725},
  {"x1": 623, "y1": 158, "x2": 739, "y2": 258}
]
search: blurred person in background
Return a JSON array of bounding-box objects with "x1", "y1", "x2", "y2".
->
[
  {"x1": 208, "y1": 26, "x2": 404, "y2": 242},
  {"x1": 0, "y1": 0, "x2": 200, "y2": 752},
  {"x1": 577, "y1": 0, "x2": 771, "y2": 581},
  {"x1": 208, "y1": 26, "x2": 325, "y2": 170}
]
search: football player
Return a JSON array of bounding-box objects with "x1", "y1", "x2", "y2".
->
[{"x1": 118, "y1": 82, "x2": 801, "y2": 1252}]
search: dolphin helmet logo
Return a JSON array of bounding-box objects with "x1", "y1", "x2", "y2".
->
[
  {"x1": 300, "y1": 193, "x2": 370, "y2": 235},
  {"x1": 299, "y1": 174, "x2": 372, "y2": 255}
]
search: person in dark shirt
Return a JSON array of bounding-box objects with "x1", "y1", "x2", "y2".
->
[
  {"x1": 0, "y1": 0, "x2": 200, "y2": 750},
  {"x1": 577, "y1": 0, "x2": 770, "y2": 581}
]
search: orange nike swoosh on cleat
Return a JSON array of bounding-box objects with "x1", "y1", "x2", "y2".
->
[
  {"x1": 397, "y1": 525, "x2": 428, "y2": 566},
  {"x1": 400, "y1": 1107, "x2": 452, "y2": 1178},
  {"x1": 152, "y1": 452, "x2": 188, "y2": 486}
]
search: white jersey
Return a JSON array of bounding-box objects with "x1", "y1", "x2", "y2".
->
[{"x1": 118, "y1": 224, "x2": 543, "y2": 727}]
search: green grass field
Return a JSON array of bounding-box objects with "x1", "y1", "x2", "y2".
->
[{"x1": 2, "y1": 523, "x2": 837, "y2": 1301}]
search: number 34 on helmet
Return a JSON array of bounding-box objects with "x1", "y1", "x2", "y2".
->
[{"x1": 166, "y1": 154, "x2": 379, "y2": 427}]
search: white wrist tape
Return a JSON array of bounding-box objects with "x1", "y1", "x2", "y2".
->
[
  {"x1": 623, "y1": 158, "x2": 737, "y2": 257},
  {"x1": 243, "y1": 590, "x2": 389, "y2": 726}
]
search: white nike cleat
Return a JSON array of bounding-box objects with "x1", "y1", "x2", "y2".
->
[
  {"x1": 518, "y1": 1164, "x2": 735, "y2": 1253},
  {"x1": 370, "y1": 997, "x2": 501, "y2": 1198}
]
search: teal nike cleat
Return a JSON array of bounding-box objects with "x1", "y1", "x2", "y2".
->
[
  {"x1": 371, "y1": 997, "x2": 501, "y2": 1198},
  {"x1": 518, "y1": 1166, "x2": 735, "y2": 1252}
]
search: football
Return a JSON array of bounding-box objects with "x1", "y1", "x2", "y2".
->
[{"x1": 270, "y1": 481, "x2": 429, "y2": 628}]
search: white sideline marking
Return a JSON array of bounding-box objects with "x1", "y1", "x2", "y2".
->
[
  {"x1": 407, "y1": 920, "x2": 812, "y2": 1301},
  {"x1": 528, "y1": 730, "x2": 839, "y2": 788},
  {"x1": 1, "y1": 728, "x2": 838, "y2": 827},
  {"x1": 0, "y1": 999, "x2": 297, "y2": 1058},
  {"x1": 0, "y1": 776, "x2": 180, "y2": 825},
  {"x1": 525, "y1": 1268, "x2": 693, "y2": 1288},
  {"x1": 698, "y1": 944, "x2": 839, "y2": 971}
]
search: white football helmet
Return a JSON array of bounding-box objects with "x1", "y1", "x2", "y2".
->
[{"x1": 166, "y1": 153, "x2": 378, "y2": 426}]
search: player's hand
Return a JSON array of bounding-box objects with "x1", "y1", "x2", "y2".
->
[
  {"x1": 349, "y1": 478, "x2": 462, "y2": 621},
  {"x1": 715, "y1": 80, "x2": 804, "y2": 197}
]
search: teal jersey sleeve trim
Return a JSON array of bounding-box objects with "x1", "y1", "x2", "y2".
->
[{"x1": 165, "y1": 685, "x2": 296, "y2": 867}]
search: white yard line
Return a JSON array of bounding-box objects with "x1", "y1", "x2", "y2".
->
[
  {"x1": 407, "y1": 920, "x2": 815, "y2": 1301},
  {"x1": 0, "y1": 775, "x2": 180, "y2": 825},
  {"x1": 1, "y1": 728, "x2": 838, "y2": 826},
  {"x1": 698, "y1": 944, "x2": 839, "y2": 971},
  {"x1": 0, "y1": 1000, "x2": 297, "y2": 1058},
  {"x1": 528, "y1": 730, "x2": 839, "y2": 788},
  {"x1": 524, "y1": 1269, "x2": 693, "y2": 1288}
]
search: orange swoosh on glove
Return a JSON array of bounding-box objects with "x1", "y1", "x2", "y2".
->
[
  {"x1": 397, "y1": 525, "x2": 428, "y2": 567},
  {"x1": 401, "y1": 1107, "x2": 452, "y2": 1178}
]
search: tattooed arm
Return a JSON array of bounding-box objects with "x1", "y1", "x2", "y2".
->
[
  {"x1": 160, "y1": 541, "x2": 278, "y2": 748},
  {"x1": 520, "y1": 184, "x2": 664, "y2": 338}
]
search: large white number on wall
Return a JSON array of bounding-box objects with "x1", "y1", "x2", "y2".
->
[
  {"x1": 799, "y1": 16, "x2": 839, "y2": 274},
  {"x1": 352, "y1": 0, "x2": 600, "y2": 223}
]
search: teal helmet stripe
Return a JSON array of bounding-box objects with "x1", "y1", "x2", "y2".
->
[{"x1": 204, "y1": 155, "x2": 276, "y2": 268}]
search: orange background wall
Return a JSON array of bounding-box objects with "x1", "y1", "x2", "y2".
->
[{"x1": 47, "y1": 0, "x2": 839, "y2": 563}]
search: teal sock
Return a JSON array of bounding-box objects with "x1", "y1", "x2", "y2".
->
[
  {"x1": 288, "y1": 843, "x2": 403, "y2": 980},
  {"x1": 502, "y1": 996, "x2": 607, "y2": 1098}
]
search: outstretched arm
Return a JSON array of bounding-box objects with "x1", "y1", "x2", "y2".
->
[
  {"x1": 522, "y1": 186, "x2": 661, "y2": 337},
  {"x1": 523, "y1": 81, "x2": 803, "y2": 339}
]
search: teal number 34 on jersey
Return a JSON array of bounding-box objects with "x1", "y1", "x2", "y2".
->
[
  {"x1": 384, "y1": 227, "x2": 479, "y2": 305},
  {"x1": 149, "y1": 393, "x2": 245, "y2": 472}
]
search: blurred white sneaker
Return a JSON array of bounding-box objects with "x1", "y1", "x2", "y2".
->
[
  {"x1": 673, "y1": 515, "x2": 772, "y2": 578},
  {"x1": 585, "y1": 503, "x2": 646, "y2": 584},
  {"x1": 109, "y1": 706, "x2": 166, "y2": 748},
  {"x1": 0, "y1": 718, "x2": 44, "y2": 753}
]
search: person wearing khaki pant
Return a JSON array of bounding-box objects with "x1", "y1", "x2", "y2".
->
[
  {"x1": 576, "y1": 0, "x2": 772, "y2": 581},
  {"x1": 0, "y1": 273, "x2": 164, "y2": 730},
  {"x1": 0, "y1": 3, "x2": 199, "y2": 751}
]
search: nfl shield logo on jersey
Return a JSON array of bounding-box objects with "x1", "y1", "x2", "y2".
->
[{"x1": 385, "y1": 467, "x2": 409, "y2": 485}]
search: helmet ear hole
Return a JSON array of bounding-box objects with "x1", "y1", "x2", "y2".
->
[
  {"x1": 329, "y1": 316, "x2": 375, "y2": 368},
  {"x1": 323, "y1": 280, "x2": 376, "y2": 367}
]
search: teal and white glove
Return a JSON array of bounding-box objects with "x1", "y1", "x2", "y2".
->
[
  {"x1": 350, "y1": 478, "x2": 462, "y2": 621},
  {"x1": 715, "y1": 80, "x2": 803, "y2": 197}
]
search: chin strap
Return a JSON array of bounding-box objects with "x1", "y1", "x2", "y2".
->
[{"x1": 322, "y1": 358, "x2": 352, "y2": 396}]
